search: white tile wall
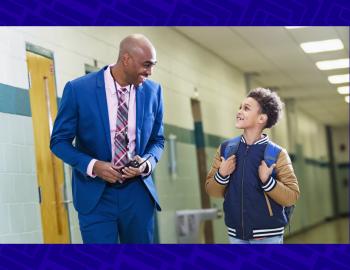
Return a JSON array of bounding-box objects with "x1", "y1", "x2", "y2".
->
[
  {"x1": 21, "y1": 118, "x2": 34, "y2": 145},
  {"x1": 15, "y1": 175, "x2": 38, "y2": 203},
  {"x1": 0, "y1": 55, "x2": 28, "y2": 90},
  {"x1": 0, "y1": 204, "x2": 10, "y2": 234},
  {"x1": 19, "y1": 146, "x2": 35, "y2": 174},
  {"x1": 0, "y1": 113, "x2": 42, "y2": 243},
  {"x1": 19, "y1": 232, "x2": 41, "y2": 243},
  {"x1": 0, "y1": 113, "x2": 11, "y2": 144},
  {"x1": 0, "y1": 28, "x2": 26, "y2": 59},
  {"x1": 0, "y1": 145, "x2": 5, "y2": 173},
  {"x1": 23, "y1": 203, "x2": 41, "y2": 232},
  {"x1": 0, "y1": 174, "x2": 14, "y2": 203},
  {"x1": 0, "y1": 234, "x2": 21, "y2": 244},
  {"x1": 3, "y1": 144, "x2": 19, "y2": 173},
  {"x1": 9, "y1": 204, "x2": 26, "y2": 233}
]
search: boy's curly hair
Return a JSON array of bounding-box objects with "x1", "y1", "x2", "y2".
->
[{"x1": 247, "y1": 88, "x2": 284, "y2": 129}]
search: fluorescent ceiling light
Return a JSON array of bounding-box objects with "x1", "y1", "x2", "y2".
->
[
  {"x1": 285, "y1": 26, "x2": 306, "y2": 29},
  {"x1": 300, "y1": 39, "x2": 343, "y2": 53},
  {"x1": 328, "y1": 74, "x2": 349, "y2": 84},
  {"x1": 337, "y1": 86, "x2": 349, "y2": 94},
  {"x1": 345, "y1": 96, "x2": 349, "y2": 103},
  {"x1": 316, "y1": 58, "x2": 349, "y2": 70}
]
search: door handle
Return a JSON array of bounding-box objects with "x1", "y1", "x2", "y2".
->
[{"x1": 62, "y1": 200, "x2": 72, "y2": 204}]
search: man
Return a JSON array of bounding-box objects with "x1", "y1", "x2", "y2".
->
[{"x1": 50, "y1": 34, "x2": 164, "y2": 243}]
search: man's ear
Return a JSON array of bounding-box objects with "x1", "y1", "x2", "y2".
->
[{"x1": 122, "y1": 53, "x2": 130, "y2": 66}]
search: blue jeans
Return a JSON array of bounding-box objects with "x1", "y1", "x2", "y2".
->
[{"x1": 229, "y1": 235, "x2": 283, "y2": 244}]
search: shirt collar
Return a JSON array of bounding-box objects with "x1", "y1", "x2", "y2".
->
[
  {"x1": 241, "y1": 134, "x2": 269, "y2": 145},
  {"x1": 107, "y1": 65, "x2": 133, "y2": 95}
]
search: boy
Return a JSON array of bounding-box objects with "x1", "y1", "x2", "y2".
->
[{"x1": 206, "y1": 88, "x2": 300, "y2": 244}]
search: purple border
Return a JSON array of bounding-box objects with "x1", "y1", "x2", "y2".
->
[
  {"x1": 0, "y1": 244, "x2": 350, "y2": 269},
  {"x1": 0, "y1": 0, "x2": 349, "y2": 25}
]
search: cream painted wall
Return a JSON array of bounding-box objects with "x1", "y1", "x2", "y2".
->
[
  {"x1": 331, "y1": 126, "x2": 349, "y2": 214},
  {"x1": 332, "y1": 126, "x2": 349, "y2": 163},
  {"x1": 297, "y1": 109, "x2": 328, "y2": 159},
  {"x1": 293, "y1": 108, "x2": 333, "y2": 228}
]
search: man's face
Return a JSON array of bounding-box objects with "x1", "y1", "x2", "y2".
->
[
  {"x1": 235, "y1": 97, "x2": 266, "y2": 129},
  {"x1": 124, "y1": 47, "x2": 157, "y2": 86}
]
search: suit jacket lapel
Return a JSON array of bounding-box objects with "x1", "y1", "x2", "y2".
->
[
  {"x1": 136, "y1": 84, "x2": 145, "y2": 155},
  {"x1": 95, "y1": 67, "x2": 112, "y2": 158}
]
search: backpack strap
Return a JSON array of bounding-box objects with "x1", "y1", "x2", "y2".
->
[
  {"x1": 222, "y1": 136, "x2": 242, "y2": 159},
  {"x1": 264, "y1": 141, "x2": 282, "y2": 178},
  {"x1": 264, "y1": 141, "x2": 295, "y2": 227}
]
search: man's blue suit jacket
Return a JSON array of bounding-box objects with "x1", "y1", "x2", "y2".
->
[{"x1": 50, "y1": 66, "x2": 164, "y2": 214}]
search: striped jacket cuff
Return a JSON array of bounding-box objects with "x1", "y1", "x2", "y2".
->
[
  {"x1": 261, "y1": 177, "x2": 277, "y2": 192},
  {"x1": 141, "y1": 160, "x2": 152, "y2": 177},
  {"x1": 227, "y1": 227, "x2": 236, "y2": 238},
  {"x1": 214, "y1": 171, "x2": 230, "y2": 185},
  {"x1": 252, "y1": 226, "x2": 285, "y2": 238}
]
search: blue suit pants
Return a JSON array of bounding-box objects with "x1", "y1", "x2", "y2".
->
[{"x1": 78, "y1": 179, "x2": 156, "y2": 243}]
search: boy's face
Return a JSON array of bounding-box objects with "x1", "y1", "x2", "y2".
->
[{"x1": 235, "y1": 97, "x2": 267, "y2": 129}]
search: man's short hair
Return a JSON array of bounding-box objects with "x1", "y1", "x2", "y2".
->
[{"x1": 247, "y1": 88, "x2": 284, "y2": 129}]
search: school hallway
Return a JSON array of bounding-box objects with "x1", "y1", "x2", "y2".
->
[{"x1": 0, "y1": 26, "x2": 348, "y2": 243}]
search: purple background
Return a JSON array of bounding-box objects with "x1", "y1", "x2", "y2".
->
[
  {"x1": 0, "y1": 0, "x2": 349, "y2": 269},
  {"x1": 0, "y1": 244, "x2": 350, "y2": 269},
  {"x1": 0, "y1": 0, "x2": 349, "y2": 25}
]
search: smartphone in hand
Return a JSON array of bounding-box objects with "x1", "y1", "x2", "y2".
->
[{"x1": 113, "y1": 155, "x2": 151, "y2": 172}]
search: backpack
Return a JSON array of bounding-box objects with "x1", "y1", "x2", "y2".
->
[{"x1": 223, "y1": 135, "x2": 295, "y2": 225}]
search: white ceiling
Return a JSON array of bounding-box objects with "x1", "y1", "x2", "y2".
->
[{"x1": 175, "y1": 27, "x2": 349, "y2": 126}]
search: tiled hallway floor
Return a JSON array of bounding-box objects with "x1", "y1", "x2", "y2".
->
[{"x1": 285, "y1": 217, "x2": 349, "y2": 244}]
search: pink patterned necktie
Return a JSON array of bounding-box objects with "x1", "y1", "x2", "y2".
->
[{"x1": 113, "y1": 87, "x2": 129, "y2": 167}]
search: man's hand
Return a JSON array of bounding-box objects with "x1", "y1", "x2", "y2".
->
[
  {"x1": 93, "y1": 160, "x2": 123, "y2": 183},
  {"x1": 258, "y1": 160, "x2": 276, "y2": 183},
  {"x1": 218, "y1": 155, "x2": 236, "y2": 177},
  {"x1": 122, "y1": 155, "x2": 147, "y2": 179}
]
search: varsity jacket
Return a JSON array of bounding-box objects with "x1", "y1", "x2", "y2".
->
[{"x1": 205, "y1": 135, "x2": 300, "y2": 240}]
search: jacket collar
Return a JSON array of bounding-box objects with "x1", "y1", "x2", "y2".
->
[{"x1": 241, "y1": 134, "x2": 269, "y2": 145}]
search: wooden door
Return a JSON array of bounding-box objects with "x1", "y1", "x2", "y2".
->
[{"x1": 26, "y1": 51, "x2": 70, "y2": 243}]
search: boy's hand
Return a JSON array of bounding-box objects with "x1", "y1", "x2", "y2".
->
[
  {"x1": 259, "y1": 160, "x2": 276, "y2": 183},
  {"x1": 219, "y1": 155, "x2": 236, "y2": 177}
]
